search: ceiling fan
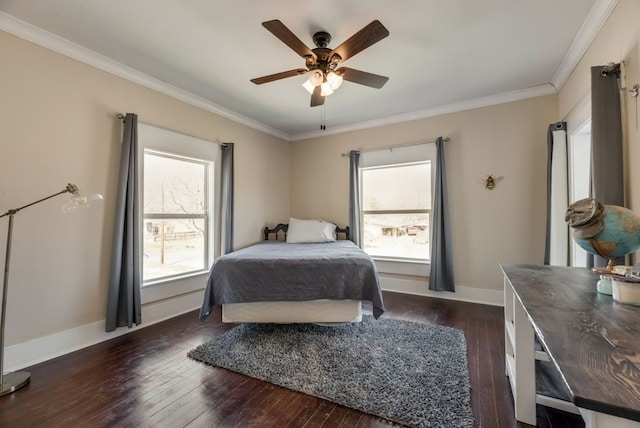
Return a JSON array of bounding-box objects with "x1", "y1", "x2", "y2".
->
[{"x1": 250, "y1": 19, "x2": 390, "y2": 107}]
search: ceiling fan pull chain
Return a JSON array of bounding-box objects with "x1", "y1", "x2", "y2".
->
[{"x1": 321, "y1": 105, "x2": 326, "y2": 130}]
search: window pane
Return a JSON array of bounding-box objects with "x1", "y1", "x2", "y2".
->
[
  {"x1": 143, "y1": 218, "x2": 206, "y2": 281},
  {"x1": 569, "y1": 120, "x2": 591, "y2": 268},
  {"x1": 363, "y1": 213, "x2": 429, "y2": 260},
  {"x1": 144, "y1": 153, "x2": 206, "y2": 215},
  {"x1": 362, "y1": 162, "x2": 431, "y2": 211},
  {"x1": 143, "y1": 150, "x2": 209, "y2": 284}
]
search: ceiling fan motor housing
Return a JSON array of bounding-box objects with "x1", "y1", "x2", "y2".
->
[
  {"x1": 309, "y1": 47, "x2": 338, "y2": 74},
  {"x1": 312, "y1": 31, "x2": 331, "y2": 48},
  {"x1": 305, "y1": 31, "x2": 339, "y2": 74}
]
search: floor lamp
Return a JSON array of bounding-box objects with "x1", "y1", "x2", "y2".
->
[{"x1": 0, "y1": 183, "x2": 102, "y2": 396}]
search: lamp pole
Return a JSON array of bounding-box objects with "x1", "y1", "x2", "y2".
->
[
  {"x1": 0, "y1": 212, "x2": 30, "y2": 395},
  {"x1": 0, "y1": 184, "x2": 79, "y2": 396}
]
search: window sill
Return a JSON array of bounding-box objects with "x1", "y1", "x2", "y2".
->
[
  {"x1": 372, "y1": 258, "x2": 430, "y2": 277},
  {"x1": 141, "y1": 271, "x2": 208, "y2": 304},
  {"x1": 143, "y1": 270, "x2": 208, "y2": 288}
]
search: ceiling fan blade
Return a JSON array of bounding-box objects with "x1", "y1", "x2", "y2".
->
[
  {"x1": 337, "y1": 67, "x2": 389, "y2": 89},
  {"x1": 310, "y1": 85, "x2": 324, "y2": 107},
  {"x1": 250, "y1": 68, "x2": 308, "y2": 85},
  {"x1": 330, "y1": 20, "x2": 389, "y2": 62},
  {"x1": 262, "y1": 20, "x2": 317, "y2": 60}
]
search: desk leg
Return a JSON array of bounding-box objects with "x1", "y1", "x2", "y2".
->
[{"x1": 513, "y1": 296, "x2": 537, "y2": 425}]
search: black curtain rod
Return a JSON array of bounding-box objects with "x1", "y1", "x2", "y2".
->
[
  {"x1": 114, "y1": 113, "x2": 230, "y2": 147},
  {"x1": 341, "y1": 137, "x2": 450, "y2": 158}
]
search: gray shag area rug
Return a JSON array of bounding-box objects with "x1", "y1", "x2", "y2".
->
[{"x1": 188, "y1": 316, "x2": 473, "y2": 428}]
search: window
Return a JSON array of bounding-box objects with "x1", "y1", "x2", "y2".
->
[
  {"x1": 362, "y1": 162, "x2": 431, "y2": 260},
  {"x1": 143, "y1": 150, "x2": 210, "y2": 283},
  {"x1": 138, "y1": 123, "x2": 219, "y2": 303},
  {"x1": 565, "y1": 96, "x2": 591, "y2": 268},
  {"x1": 568, "y1": 120, "x2": 591, "y2": 267},
  {"x1": 360, "y1": 143, "x2": 436, "y2": 276}
]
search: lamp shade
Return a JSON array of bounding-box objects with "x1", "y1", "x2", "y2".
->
[
  {"x1": 307, "y1": 69, "x2": 323, "y2": 86},
  {"x1": 326, "y1": 71, "x2": 343, "y2": 90},
  {"x1": 302, "y1": 80, "x2": 316, "y2": 95},
  {"x1": 320, "y1": 82, "x2": 334, "y2": 96},
  {"x1": 62, "y1": 190, "x2": 104, "y2": 213}
]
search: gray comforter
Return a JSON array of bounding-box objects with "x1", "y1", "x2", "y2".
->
[{"x1": 199, "y1": 240, "x2": 384, "y2": 320}]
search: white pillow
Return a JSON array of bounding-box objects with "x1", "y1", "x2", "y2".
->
[{"x1": 286, "y1": 218, "x2": 337, "y2": 243}]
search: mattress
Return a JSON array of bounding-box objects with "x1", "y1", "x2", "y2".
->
[{"x1": 221, "y1": 299, "x2": 363, "y2": 323}]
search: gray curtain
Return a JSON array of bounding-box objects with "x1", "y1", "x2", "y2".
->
[
  {"x1": 429, "y1": 137, "x2": 455, "y2": 291},
  {"x1": 544, "y1": 122, "x2": 569, "y2": 266},
  {"x1": 588, "y1": 65, "x2": 624, "y2": 267},
  {"x1": 220, "y1": 143, "x2": 234, "y2": 254},
  {"x1": 106, "y1": 113, "x2": 141, "y2": 332},
  {"x1": 348, "y1": 150, "x2": 361, "y2": 247}
]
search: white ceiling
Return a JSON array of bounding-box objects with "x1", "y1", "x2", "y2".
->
[{"x1": 0, "y1": 0, "x2": 614, "y2": 140}]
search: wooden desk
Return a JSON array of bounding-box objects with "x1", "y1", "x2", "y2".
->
[{"x1": 501, "y1": 263, "x2": 640, "y2": 428}]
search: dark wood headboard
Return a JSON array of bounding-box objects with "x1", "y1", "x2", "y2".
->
[{"x1": 263, "y1": 223, "x2": 350, "y2": 241}]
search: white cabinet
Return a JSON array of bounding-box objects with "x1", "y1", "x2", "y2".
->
[{"x1": 503, "y1": 274, "x2": 579, "y2": 425}]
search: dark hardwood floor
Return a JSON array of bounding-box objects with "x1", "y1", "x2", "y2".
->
[{"x1": 0, "y1": 291, "x2": 584, "y2": 427}]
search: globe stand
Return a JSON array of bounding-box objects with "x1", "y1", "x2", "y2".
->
[{"x1": 591, "y1": 259, "x2": 616, "y2": 273}]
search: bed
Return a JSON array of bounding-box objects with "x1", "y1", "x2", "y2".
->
[{"x1": 199, "y1": 220, "x2": 384, "y2": 323}]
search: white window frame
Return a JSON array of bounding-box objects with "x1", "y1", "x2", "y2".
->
[
  {"x1": 565, "y1": 95, "x2": 592, "y2": 267},
  {"x1": 360, "y1": 143, "x2": 437, "y2": 277},
  {"x1": 143, "y1": 149, "x2": 211, "y2": 283},
  {"x1": 137, "y1": 123, "x2": 220, "y2": 304}
]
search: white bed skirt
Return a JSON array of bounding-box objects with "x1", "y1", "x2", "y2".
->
[{"x1": 221, "y1": 299, "x2": 363, "y2": 323}]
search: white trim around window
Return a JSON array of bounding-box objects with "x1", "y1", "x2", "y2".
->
[
  {"x1": 137, "y1": 122, "x2": 220, "y2": 304},
  {"x1": 360, "y1": 143, "x2": 436, "y2": 277}
]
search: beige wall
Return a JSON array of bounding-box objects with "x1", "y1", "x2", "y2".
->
[
  {"x1": 4, "y1": 0, "x2": 637, "y2": 351},
  {"x1": 559, "y1": 0, "x2": 640, "y2": 224},
  {"x1": 291, "y1": 95, "x2": 558, "y2": 291},
  {"x1": 0, "y1": 30, "x2": 290, "y2": 346}
]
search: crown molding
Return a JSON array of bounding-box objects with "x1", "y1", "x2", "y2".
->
[
  {"x1": 551, "y1": 0, "x2": 619, "y2": 90},
  {"x1": 294, "y1": 0, "x2": 619, "y2": 142},
  {"x1": 0, "y1": 12, "x2": 290, "y2": 141},
  {"x1": 1, "y1": 1, "x2": 616, "y2": 143},
  {"x1": 291, "y1": 84, "x2": 558, "y2": 141}
]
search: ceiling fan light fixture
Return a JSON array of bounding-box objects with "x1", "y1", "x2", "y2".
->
[
  {"x1": 326, "y1": 71, "x2": 343, "y2": 90},
  {"x1": 303, "y1": 69, "x2": 324, "y2": 94},
  {"x1": 302, "y1": 79, "x2": 316, "y2": 94},
  {"x1": 320, "y1": 82, "x2": 334, "y2": 96},
  {"x1": 308, "y1": 69, "x2": 323, "y2": 86}
]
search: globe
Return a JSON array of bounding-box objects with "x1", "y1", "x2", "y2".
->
[{"x1": 565, "y1": 198, "x2": 640, "y2": 267}]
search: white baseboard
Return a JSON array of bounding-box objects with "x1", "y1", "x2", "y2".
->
[
  {"x1": 4, "y1": 291, "x2": 203, "y2": 372},
  {"x1": 5, "y1": 279, "x2": 502, "y2": 372},
  {"x1": 380, "y1": 275, "x2": 503, "y2": 307}
]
